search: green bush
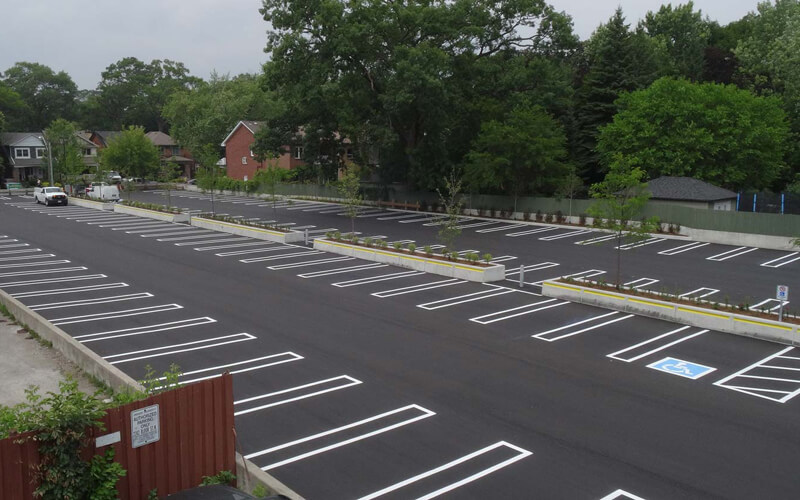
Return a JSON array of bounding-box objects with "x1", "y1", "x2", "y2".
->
[
  {"x1": 200, "y1": 470, "x2": 236, "y2": 486},
  {"x1": 424, "y1": 245, "x2": 432, "y2": 255},
  {"x1": 483, "y1": 253, "x2": 493, "y2": 263},
  {"x1": 393, "y1": 241, "x2": 403, "y2": 250},
  {"x1": 407, "y1": 243, "x2": 417, "y2": 254}
]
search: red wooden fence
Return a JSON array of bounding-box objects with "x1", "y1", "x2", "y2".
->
[{"x1": 0, "y1": 373, "x2": 234, "y2": 499}]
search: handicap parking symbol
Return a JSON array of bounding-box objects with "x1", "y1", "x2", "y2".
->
[{"x1": 647, "y1": 357, "x2": 716, "y2": 380}]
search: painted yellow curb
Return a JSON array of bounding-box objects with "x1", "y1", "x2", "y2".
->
[
  {"x1": 733, "y1": 317, "x2": 793, "y2": 331},
  {"x1": 629, "y1": 298, "x2": 673, "y2": 309},
  {"x1": 319, "y1": 240, "x2": 489, "y2": 274},
  {"x1": 545, "y1": 282, "x2": 581, "y2": 292},
  {"x1": 586, "y1": 289, "x2": 624, "y2": 300},
  {"x1": 677, "y1": 307, "x2": 728, "y2": 320},
  {"x1": 198, "y1": 218, "x2": 287, "y2": 237}
]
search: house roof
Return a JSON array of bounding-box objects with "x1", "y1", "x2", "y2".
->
[
  {"x1": 1, "y1": 132, "x2": 43, "y2": 147},
  {"x1": 145, "y1": 131, "x2": 177, "y2": 146},
  {"x1": 647, "y1": 176, "x2": 737, "y2": 202},
  {"x1": 220, "y1": 120, "x2": 265, "y2": 146},
  {"x1": 93, "y1": 131, "x2": 122, "y2": 146}
]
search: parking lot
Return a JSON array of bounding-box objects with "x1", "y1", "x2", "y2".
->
[{"x1": 2, "y1": 196, "x2": 800, "y2": 499}]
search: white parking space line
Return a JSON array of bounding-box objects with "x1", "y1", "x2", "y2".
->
[
  {"x1": 714, "y1": 347, "x2": 800, "y2": 403},
  {"x1": 140, "y1": 230, "x2": 206, "y2": 238},
  {"x1": 606, "y1": 326, "x2": 708, "y2": 362},
  {"x1": 678, "y1": 287, "x2": 719, "y2": 299},
  {"x1": 539, "y1": 229, "x2": 593, "y2": 241},
  {"x1": 0, "y1": 248, "x2": 42, "y2": 255},
  {"x1": 531, "y1": 269, "x2": 605, "y2": 287},
  {"x1": 761, "y1": 252, "x2": 800, "y2": 268},
  {"x1": 490, "y1": 255, "x2": 517, "y2": 263},
  {"x1": 298, "y1": 263, "x2": 388, "y2": 278},
  {"x1": 373, "y1": 279, "x2": 466, "y2": 298},
  {"x1": 155, "y1": 232, "x2": 219, "y2": 242},
  {"x1": 0, "y1": 242, "x2": 26, "y2": 248},
  {"x1": 234, "y1": 375, "x2": 362, "y2": 416},
  {"x1": 423, "y1": 217, "x2": 471, "y2": 227},
  {"x1": 505, "y1": 262, "x2": 559, "y2": 277},
  {"x1": 398, "y1": 216, "x2": 447, "y2": 225},
  {"x1": 418, "y1": 288, "x2": 514, "y2": 310},
  {"x1": 751, "y1": 298, "x2": 788, "y2": 312},
  {"x1": 658, "y1": 241, "x2": 710, "y2": 256},
  {"x1": 0, "y1": 260, "x2": 71, "y2": 270},
  {"x1": 245, "y1": 404, "x2": 436, "y2": 471},
  {"x1": 30, "y1": 293, "x2": 154, "y2": 311},
  {"x1": 454, "y1": 220, "x2": 499, "y2": 229},
  {"x1": 0, "y1": 266, "x2": 87, "y2": 278},
  {"x1": 0, "y1": 253, "x2": 55, "y2": 262},
  {"x1": 358, "y1": 211, "x2": 400, "y2": 218},
  {"x1": 306, "y1": 228, "x2": 339, "y2": 235},
  {"x1": 0, "y1": 273, "x2": 106, "y2": 287},
  {"x1": 616, "y1": 237, "x2": 665, "y2": 250},
  {"x1": 332, "y1": 270, "x2": 424, "y2": 287},
  {"x1": 470, "y1": 299, "x2": 568, "y2": 324},
  {"x1": 575, "y1": 233, "x2": 617, "y2": 245},
  {"x1": 706, "y1": 246, "x2": 757, "y2": 261},
  {"x1": 193, "y1": 242, "x2": 267, "y2": 251},
  {"x1": 12, "y1": 282, "x2": 129, "y2": 298},
  {"x1": 623, "y1": 278, "x2": 660, "y2": 289},
  {"x1": 76, "y1": 317, "x2": 216, "y2": 342},
  {"x1": 476, "y1": 224, "x2": 526, "y2": 233},
  {"x1": 357, "y1": 441, "x2": 532, "y2": 500},
  {"x1": 177, "y1": 238, "x2": 251, "y2": 247},
  {"x1": 240, "y1": 250, "x2": 322, "y2": 263},
  {"x1": 215, "y1": 246, "x2": 281, "y2": 257},
  {"x1": 268, "y1": 256, "x2": 354, "y2": 270},
  {"x1": 111, "y1": 223, "x2": 170, "y2": 230},
  {"x1": 106, "y1": 333, "x2": 256, "y2": 365},
  {"x1": 126, "y1": 226, "x2": 193, "y2": 234},
  {"x1": 157, "y1": 352, "x2": 304, "y2": 389},
  {"x1": 533, "y1": 312, "x2": 634, "y2": 342},
  {"x1": 51, "y1": 303, "x2": 183, "y2": 325},
  {"x1": 599, "y1": 489, "x2": 648, "y2": 500},
  {"x1": 505, "y1": 226, "x2": 559, "y2": 237}
]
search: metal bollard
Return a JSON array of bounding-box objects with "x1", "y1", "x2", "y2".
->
[
  {"x1": 305, "y1": 228, "x2": 309, "y2": 246},
  {"x1": 519, "y1": 265, "x2": 524, "y2": 288}
]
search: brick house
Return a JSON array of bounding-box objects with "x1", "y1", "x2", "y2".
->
[
  {"x1": 220, "y1": 121, "x2": 305, "y2": 180},
  {"x1": 145, "y1": 131, "x2": 196, "y2": 179}
]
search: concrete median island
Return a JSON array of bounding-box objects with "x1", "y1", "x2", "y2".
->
[
  {"x1": 191, "y1": 217, "x2": 305, "y2": 243},
  {"x1": 315, "y1": 238, "x2": 505, "y2": 282},
  {"x1": 542, "y1": 280, "x2": 800, "y2": 346},
  {"x1": 115, "y1": 203, "x2": 191, "y2": 222}
]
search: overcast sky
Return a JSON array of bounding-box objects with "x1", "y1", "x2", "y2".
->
[{"x1": 1, "y1": 0, "x2": 761, "y2": 90}]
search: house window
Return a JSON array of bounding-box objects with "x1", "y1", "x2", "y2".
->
[
  {"x1": 241, "y1": 156, "x2": 248, "y2": 165},
  {"x1": 83, "y1": 148, "x2": 95, "y2": 156},
  {"x1": 172, "y1": 146, "x2": 181, "y2": 156},
  {"x1": 294, "y1": 146, "x2": 304, "y2": 160},
  {"x1": 14, "y1": 148, "x2": 30, "y2": 159},
  {"x1": 250, "y1": 150, "x2": 254, "y2": 157},
  {"x1": 35, "y1": 148, "x2": 45, "y2": 159}
]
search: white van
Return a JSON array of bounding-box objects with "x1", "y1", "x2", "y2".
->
[{"x1": 85, "y1": 182, "x2": 120, "y2": 201}]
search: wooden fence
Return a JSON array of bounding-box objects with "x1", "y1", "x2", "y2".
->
[{"x1": 0, "y1": 374, "x2": 235, "y2": 499}]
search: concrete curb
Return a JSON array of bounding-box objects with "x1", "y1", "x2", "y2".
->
[
  {"x1": 115, "y1": 204, "x2": 191, "y2": 223},
  {"x1": 192, "y1": 217, "x2": 305, "y2": 243},
  {"x1": 315, "y1": 238, "x2": 505, "y2": 282},
  {"x1": 235, "y1": 453, "x2": 304, "y2": 499},
  {"x1": 0, "y1": 290, "x2": 143, "y2": 394},
  {"x1": 542, "y1": 280, "x2": 800, "y2": 346},
  {"x1": 70, "y1": 197, "x2": 116, "y2": 211}
]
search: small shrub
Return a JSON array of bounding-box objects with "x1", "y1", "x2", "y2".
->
[
  {"x1": 364, "y1": 237, "x2": 373, "y2": 247},
  {"x1": 451, "y1": 250, "x2": 460, "y2": 260},
  {"x1": 408, "y1": 243, "x2": 417, "y2": 254},
  {"x1": 482, "y1": 253, "x2": 492, "y2": 263},
  {"x1": 393, "y1": 241, "x2": 403, "y2": 250},
  {"x1": 535, "y1": 210, "x2": 543, "y2": 222},
  {"x1": 556, "y1": 210, "x2": 565, "y2": 223},
  {"x1": 252, "y1": 485, "x2": 268, "y2": 498},
  {"x1": 333, "y1": 231, "x2": 341, "y2": 240},
  {"x1": 379, "y1": 240, "x2": 388, "y2": 248},
  {"x1": 424, "y1": 245, "x2": 433, "y2": 255},
  {"x1": 544, "y1": 213, "x2": 553, "y2": 223},
  {"x1": 674, "y1": 223, "x2": 681, "y2": 233},
  {"x1": 523, "y1": 210, "x2": 531, "y2": 221},
  {"x1": 200, "y1": 470, "x2": 236, "y2": 486}
]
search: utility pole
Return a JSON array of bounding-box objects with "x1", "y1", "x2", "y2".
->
[{"x1": 39, "y1": 135, "x2": 54, "y2": 186}]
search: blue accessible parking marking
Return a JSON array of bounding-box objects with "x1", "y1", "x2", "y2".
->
[{"x1": 647, "y1": 357, "x2": 716, "y2": 380}]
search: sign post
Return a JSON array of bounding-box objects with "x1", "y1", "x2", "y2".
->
[{"x1": 777, "y1": 285, "x2": 789, "y2": 322}]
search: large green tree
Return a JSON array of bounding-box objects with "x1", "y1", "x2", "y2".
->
[
  {"x1": 572, "y1": 8, "x2": 666, "y2": 183},
  {"x1": 163, "y1": 73, "x2": 280, "y2": 153},
  {"x1": 597, "y1": 77, "x2": 789, "y2": 190},
  {"x1": 464, "y1": 103, "x2": 570, "y2": 208},
  {"x1": 1, "y1": 62, "x2": 78, "y2": 130},
  {"x1": 43, "y1": 119, "x2": 85, "y2": 187},
  {"x1": 640, "y1": 2, "x2": 711, "y2": 81},
  {"x1": 259, "y1": 0, "x2": 577, "y2": 190},
  {"x1": 100, "y1": 126, "x2": 160, "y2": 179},
  {"x1": 89, "y1": 58, "x2": 200, "y2": 131}
]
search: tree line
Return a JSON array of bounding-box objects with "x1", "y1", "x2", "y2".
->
[{"x1": 2, "y1": 1, "x2": 799, "y2": 195}]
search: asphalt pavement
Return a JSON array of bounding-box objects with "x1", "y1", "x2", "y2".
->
[{"x1": 1, "y1": 194, "x2": 800, "y2": 499}]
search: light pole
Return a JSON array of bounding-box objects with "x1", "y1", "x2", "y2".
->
[{"x1": 38, "y1": 135, "x2": 54, "y2": 186}]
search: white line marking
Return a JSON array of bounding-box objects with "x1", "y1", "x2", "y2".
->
[
  {"x1": 107, "y1": 333, "x2": 256, "y2": 364},
  {"x1": 418, "y1": 288, "x2": 514, "y2": 310},
  {"x1": 505, "y1": 262, "x2": 559, "y2": 277},
  {"x1": 751, "y1": 298, "x2": 788, "y2": 312},
  {"x1": 533, "y1": 312, "x2": 633, "y2": 341},
  {"x1": 678, "y1": 287, "x2": 719, "y2": 299},
  {"x1": 575, "y1": 234, "x2": 618, "y2": 245},
  {"x1": 0, "y1": 274, "x2": 106, "y2": 287},
  {"x1": 539, "y1": 229, "x2": 593, "y2": 241},
  {"x1": 12, "y1": 282, "x2": 128, "y2": 298},
  {"x1": 332, "y1": 270, "x2": 423, "y2": 287},
  {"x1": 0, "y1": 266, "x2": 87, "y2": 278},
  {"x1": 245, "y1": 404, "x2": 436, "y2": 470},
  {"x1": 234, "y1": 375, "x2": 362, "y2": 415},
  {"x1": 357, "y1": 441, "x2": 532, "y2": 500},
  {"x1": 155, "y1": 233, "x2": 221, "y2": 242},
  {"x1": 455, "y1": 220, "x2": 501, "y2": 229},
  {"x1": 470, "y1": 299, "x2": 568, "y2": 324},
  {"x1": 531, "y1": 269, "x2": 605, "y2": 286},
  {"x1": 140, "y1": 230, "x2": 208, "y2": 238},
  {"x1": 706, "y1": 246, "x2": 757, "y2": 261},
  {"x1": 377, "y1": 213, "x2": 423, "y2": 220},
  {"x1": 0, "y1": 260, "x2": 71, "y2": 269},
  {"x1": 158, "y1": 352, "x2": 304, "y2": 389},
  {"x1": 658, "y1": 241, "x2": 709, "y2": 255},
  {"x1": 0, "y1": 248, "x2": 41, "y2": 255},
  {"x1": 267, "y1": 256, "x2": 354, "y2": 270},
  {"x1": 505, "y1": 227, "x2": 558, "y2": 237},
  {"x1": 761, "y1": 252, "x2": 800, "y2": 268},
  {"x1": 51, "y1": 303, "x2": 183, "y2": 325},
  {"x1": 616, "y1": 237, "x2": 665, "y2": 250},
  {"x1": 76, "y1": 317, "x2": 216, "y2": 342},
  {"x1": 31, "y1": 293, "x2": 154, "y2": 311},
  {"x1": 713, "y1": 347, "x2": 800, "y2": 403},
  {"x1": 489, "y1": 255, "x2": 517, "y2": 263},
  {"x1": 178, "y1": 238, "x2": 251, "y2": 247},
  {"x1": 217, "y1": 247, "x2": 291, "y2": 257},
  {"x1": 476, "y1": 224, "x2": 526, "y2": 233},
  {"x1": 606, "y1": 327, "x2": 707, "y2": 362},
  {"x1": 298, "y1": 263, "x2": 388, "y2": 278},
  {"x1": 372, "y1": 279, "x2": 465, "y2": 298},
  {"x1": 599, "y1": 489, "x2": 648, "y2": 500},
  {"x1": 622, "y1": 277, "x2": 659, "y2": 289},
  {"x1": 0, "y1": 254, "x2": 55, "y2": 262},
  {"x1": 240, "y1": 251, "x2": 322, "y2": 263}
]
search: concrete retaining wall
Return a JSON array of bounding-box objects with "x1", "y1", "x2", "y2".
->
[
  {"x1": 114, "y1": 204, "x2": 191, "y2": 223},
  {"x1": 192, "y1": 217, "x2": 305, "y2": 243},
  {"x1": 315, "y1": 238, "x2": 505, "y2": 282},
  {"x1": 70, "y1": 197, "x2": 115, "y2": 211},
  {"x1": 542, "y1": 280, "x2": 799, "y2": 346}
]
